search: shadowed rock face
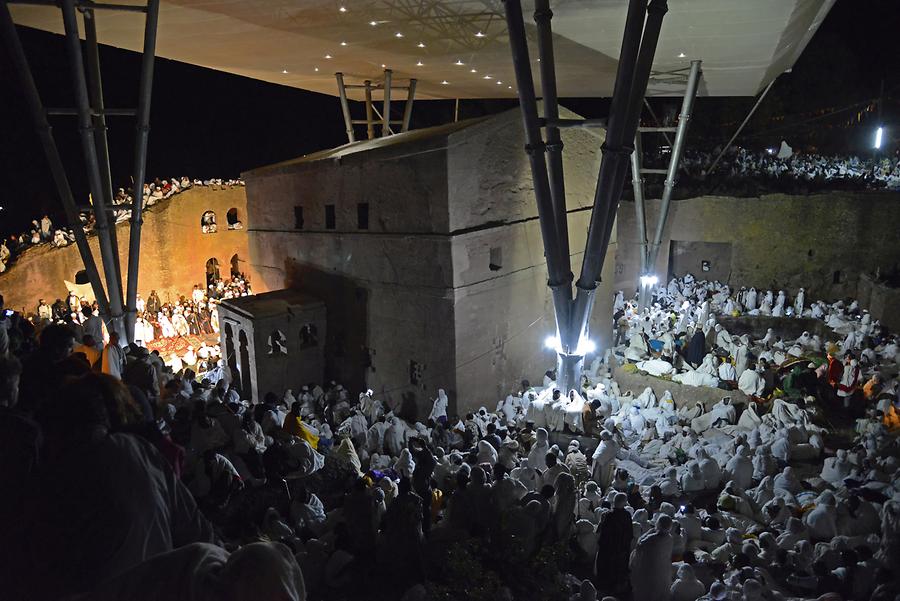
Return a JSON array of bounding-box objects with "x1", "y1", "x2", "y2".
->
[
  {"x1": 612, "y1": 362, "x2": 749, "y2": 411},
  {"x1": 716, "y1": 316, "x2": 831, "y2": 342}
]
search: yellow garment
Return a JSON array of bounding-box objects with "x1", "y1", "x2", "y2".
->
[
  {"x1": 431, "y1": 488, "x2": 444, "y2": 521},
  {"x1": 884, "y1": 405, "x2": 900, "y2": 432},
  {"x1": 282, "y1": 414, "x2": 319, "y2": 449}
]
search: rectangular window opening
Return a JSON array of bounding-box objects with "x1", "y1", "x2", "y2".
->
[
  {"x1": 357, "y1": 202, "x2": 369, "y2": 230},
  {"x1": 489, "y1": 246, "x2": 502, "y2": 271},
  {"x1": 325, "y1": 204, "x2": 336, "y2": 230},
  {"x1": 409, "y1": 360, "x2": 421, "y2": 385},
  {"x1": 294, "y1": 206, "x2": 304, "y2": 229}
]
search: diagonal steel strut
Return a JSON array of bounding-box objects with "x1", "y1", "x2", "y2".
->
[
  {"x1": 124, "y1": 0, "x2": 159, "y2": 343},
  {"x1": 503, "y1": 0, "x2": 669, "y2": 393},
  {"x1": 633, "y1": 59, "x2": 702, "y2": 309},
  {"x1": 0, "y1": 0, "x2": 111, "y2": 318}
]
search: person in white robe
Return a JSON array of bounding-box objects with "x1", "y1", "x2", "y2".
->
[
  {"x1": 794, "y1": 287, "x2": 805, "y2": 316},
  {"x1": 717, "y1": 358, "x2": 737, "y2": 387},
  {"x1": 724, "y1": 445, "x2": 754, "y2": 490},
  {"x1": 590, "y1": 430, "x2": 618, "y2": 490},
  {"x1": 804, "y1": 490, "x2": 838, "y2": 542},
  {"x1": 745, "y1": 287, "x2": 757, "y2": 311},
  {"x1": 527, "y1": 427, "x2": 550, "y2": 471},
  {"x1": 738, "y1": 363, "x2": 766, "y2": 397},
  {"x1": 429, "y1": 389, "x2": 448, "y2": 424},
  {"x1": 101, "y1": 331, "x2": 126, "y2": 379}
]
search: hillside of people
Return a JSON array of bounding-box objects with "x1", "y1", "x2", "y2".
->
[{"x1": 0, "y1": 271, "x2": 898, "y2": 600}]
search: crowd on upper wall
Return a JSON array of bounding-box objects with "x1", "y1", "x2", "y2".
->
[
  {"x1": 640, "y1": 145, "x2": 900, "y2": 197},
  {"x1": 0, "y1": 177, "x2": 245, "y2": 274}
]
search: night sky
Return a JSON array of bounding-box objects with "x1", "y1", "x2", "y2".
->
[{"x1": 0, "y1": 0, "x2": 896, "y2": 236}]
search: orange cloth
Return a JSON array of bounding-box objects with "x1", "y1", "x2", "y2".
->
[
  {"x1": 863, "y1": 379, "x2": 881, "y2": 400},
  {"x1": 282, "y1": 413, "x2": 319, "y2": 449},
  {"x1": 884, "y1": 405, "x2": 900, "y2": 432}
]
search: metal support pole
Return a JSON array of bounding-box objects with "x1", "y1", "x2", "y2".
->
[
  {"x1": 61, "y1": 0, "x2": 125, "y2": 335},
  {"x1": 335, "y1": 72, "x2": 355, "y2": 143},
  {"x1": 503, "y1": 0, "x2": 574, "y2": 389},
  {"x1": 382, "y1": 69, "x2": 392, "y2": 137},
  {"x1": 401, "y1": 78, "x2": 416, "y2": 133},
  {"x1": 534, "y1": 0, "x2": 572, "y2": 294},
  {"x1": 364, "y1": 80, "x2": 374, "y2": 140},
  {"x1": 646, "y1": 59, "x2": 701, "y2": 271},
  {"x1": 705, "y1": 77, "x2": 775, "y2": 176},
  {"x1": 0, "y1": 0, "x2": 111, "y2": 317},
  {"x1": 569, "y1": 0, "x2": 667, "y2": 371},
  {"x1": 454, "y1": 98, "x2": 459, "y2": 122},
  {"x1": 124, "y1": 0, "x2": 159, "y2": 342},
  {"x1": 83, "y1": 8, "x2": 123, "y2": 292}
]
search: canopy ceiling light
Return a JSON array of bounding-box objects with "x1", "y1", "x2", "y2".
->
[{"x1": 9, "y1": 0, "x2": 836, "y2": 101}]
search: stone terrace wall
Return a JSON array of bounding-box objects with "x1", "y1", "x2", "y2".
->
[
  {"x1": 615, "y1": 191, "x2": 900, "y2": 301},
  {"x1": 0, "y1": 186, "x2": 263, "y2": 312}
]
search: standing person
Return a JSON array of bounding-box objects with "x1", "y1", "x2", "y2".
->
[
  {"x1": 837, "y1": 358, "x2": 861, "y2": 414},
  {"x1": 82, "y1": 306, "x2": 104, "y2": 344},
  {"x1": 40, "y1": 214, "x2": 53, "y2": 242},
  {"x1": 146, "y1": 290, "x2": 161, "y2": 316},
  {"x1": 409, "y1": 437, "x2": 436, "y2": 536},
  {"x1": 124, "y1": 345, "x2": 160, "y2": 407},
  {"x1": 629, "y1": 515, "x2": 674, "y2": 601},
  {"x1": 378, "y1": 477, "x2": 425, "y2": 593},
  {"x1": 595, "y1": 492, "x2": 633, "y2": 594},
  {"x1": 36, "y1": 299, "x2": 52, "y2": 322},
  {"x1": 101, "y1": 331, "x2": 126, "y2": 380}
]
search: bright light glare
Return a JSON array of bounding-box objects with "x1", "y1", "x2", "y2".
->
[
  {"x1": 544, "y1": 335, "x2": 561, "y2": 352},
  {"x1": 544, "y1": 335, "x2": 596, "y2": 355},
  {"x1": 640, "y1": 274, "x2": 658, "y2": 287},
  {"x1": 576, "y1": 338, "x2": 597, "y2": 355},
  {"x1": 874, "y1": 126, "x2": 884, "y2": 149}
]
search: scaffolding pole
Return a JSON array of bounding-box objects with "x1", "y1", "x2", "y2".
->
[
  {"x1": 335, "y1": 72, "x2": 355, "y2": 144},
  {"x1": 631, "y1": 132, "x2": 648, "y2": 277},
  {"x1": 0, "y1": 0, "x2": 111, "y2": 317},
  {"x1": 646, "y1": 59, "x2": 701, "y2": 270},
  {"x1": 705, "y1": 77, "x2": 776, "y2": 176},
  {"x1": 61, "y1": 0, "x2": 125, "y2": 335},
  {"x1": 124, "y1": 0, "x2": 159, "y2": 342},
  {"x1": 364, "y1": 80, "x2": 374, "y2": 140},
  {"x1": 401, "y1": 78, "x2": 416, "y2": 133},
  {"x1": 382, "y1": 69, "x2": 392, "y2": 138}
]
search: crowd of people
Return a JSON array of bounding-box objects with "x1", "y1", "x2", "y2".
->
[
  {"x1": 1, "y1": 271, "x2": 899, "y2": 601},
  {"x1": 641, "y1": 145, "x2": 900, "y2": 195},
  {"x1": 0, "y1": 177, "x2": 244, "y2": 274},
  {"x1": 30, "y1": 273, "x2": 252, "y2": 376}
]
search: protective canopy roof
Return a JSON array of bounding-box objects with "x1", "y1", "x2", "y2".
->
[{"x1": 11, "y1": 0, "x2": 834, "y2": 100}]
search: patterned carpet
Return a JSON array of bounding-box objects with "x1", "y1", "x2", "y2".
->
[{"x1": 146, "y1": 333, "x2": 220, "y2": 357}]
